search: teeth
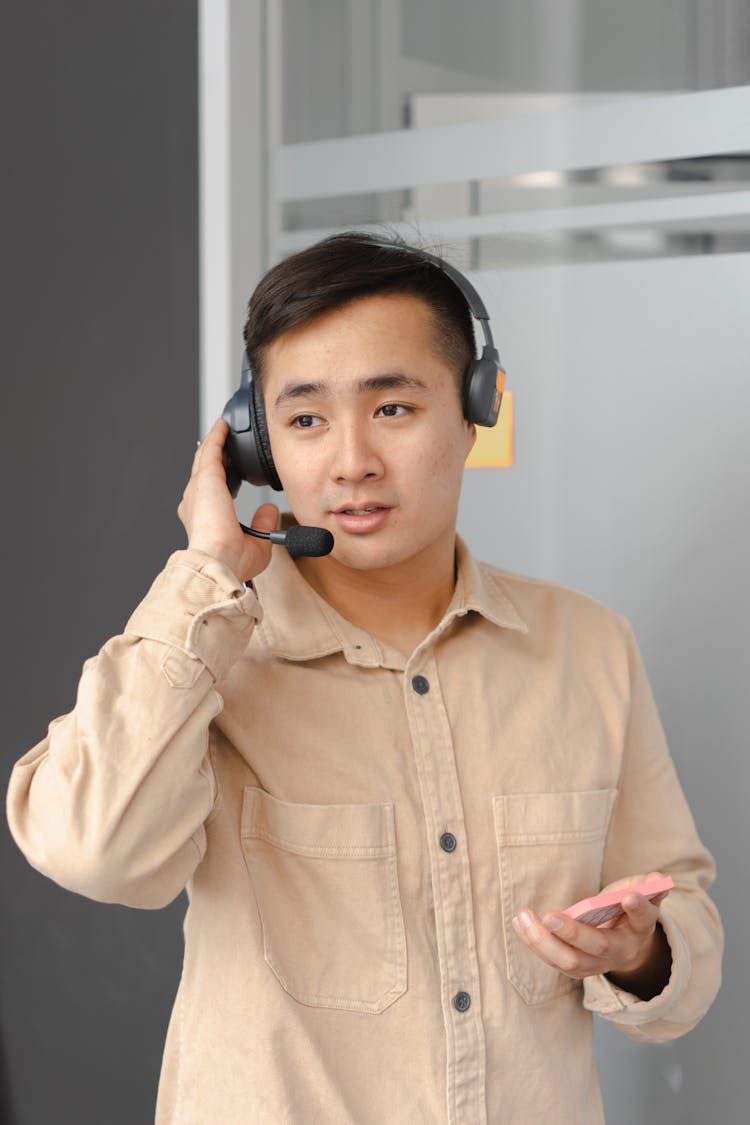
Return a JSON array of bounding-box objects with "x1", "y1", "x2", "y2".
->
[{"x1": 345, "y1": 507, "x2": 379, "y2": 515}]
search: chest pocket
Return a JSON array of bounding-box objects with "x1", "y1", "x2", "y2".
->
[
  {"x1": 493, "y1": 788, "x2": 617, "y2": 1005},
  {"x1": 241, "y1": 787, "x2": 407, "y2": 1013}
]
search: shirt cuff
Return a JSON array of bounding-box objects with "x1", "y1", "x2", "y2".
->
[
  {"x1": 124, "y1": 549, "x2": 263, "y2": 682},
  {"x1": 582, "y1": 901, "x2": 691, "y2": 1025}
]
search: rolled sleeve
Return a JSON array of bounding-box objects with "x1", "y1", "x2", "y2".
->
[
  {"x1": 582, "y1": 620, "x2": 723, "y2": 1040},
  {"x1": 6, "y1": 549, "x2": 263, "y2": 908},
  {"x1": 125, "y1": 549, "x2": 262, "y2": 681}
]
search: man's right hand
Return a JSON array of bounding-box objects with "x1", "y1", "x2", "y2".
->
[{"x1": 177, "y1": 417, "x2": 279, "y2": 583}]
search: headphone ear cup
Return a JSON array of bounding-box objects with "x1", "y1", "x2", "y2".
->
[
  {"x1": 249, "y1": 378, "x2": 283, "y2": 491},
  {"x1": 222, "y1": 426, "x2": 272, "y2": 492},
  {"x1": 464, "y1": 349, "x2": 504, "y2": 426},
  {"x1": 222, "y1": 362, "x2": 283, "y2": 491},
  {"x1": 222, "y1": 385, "x2": 254, "y2": 495}
]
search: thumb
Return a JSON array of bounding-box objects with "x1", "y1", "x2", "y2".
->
[
  {"x1": 250, "y1": 502, "x2": 280, "y2": 534},
  {"x1": 621, "y1": 892, "x2": 660, "y2": 933}
]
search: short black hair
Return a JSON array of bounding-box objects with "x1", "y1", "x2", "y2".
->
[{"x1": 243, "y1": 232, "x2": 476, "y2": 396}]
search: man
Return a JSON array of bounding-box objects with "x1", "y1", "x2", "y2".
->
[{"x1": 7, "y1": 233, "x2": 722, "y2": 1123}]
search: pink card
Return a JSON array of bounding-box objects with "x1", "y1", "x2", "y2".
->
[{"x1": 562, "y1": 875, "x2": 674, "y2": 926}]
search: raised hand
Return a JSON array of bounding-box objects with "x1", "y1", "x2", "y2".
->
[{"x1": 178, "y1": 417, "x2": 279, "y2": 582}]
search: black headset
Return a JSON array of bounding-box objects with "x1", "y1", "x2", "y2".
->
[{"x1": 222, "y1": 244, "x2": 506, "y2": 494}]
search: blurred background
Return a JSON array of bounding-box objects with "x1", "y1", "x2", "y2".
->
[{"x1": 2, "y1": 1, "x2": 748, "y2": 1121}]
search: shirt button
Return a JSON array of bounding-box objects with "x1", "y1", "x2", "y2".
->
[
  {"x1": 412, "y1": 675, "x2": 430, "y2": 695},
  {"x1": 439, "y1": 832, "x2": 457, "y2": 853},
  {"x1": 453, "y1": 991, "x2": 471, "y2": 1012}
]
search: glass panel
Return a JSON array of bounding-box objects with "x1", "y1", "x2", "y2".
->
[
  {"x1": 277, "y1": 2, "x2": 750, "y2": 262},
  {"x1": 282, "y1": 0, "x2": 750, "y2": 144}
]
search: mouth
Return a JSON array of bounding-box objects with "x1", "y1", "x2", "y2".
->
[
  {"x1": 336, "y1": 505, "x2": 389, "y2": 515},
  {"x1": 331, "y1": 503, "x2": 394, "y2": 533},
  {"x1": 333, "y1": 502, "x2": 392, "y2": 515}
]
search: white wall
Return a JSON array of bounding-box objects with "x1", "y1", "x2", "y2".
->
[{"x1": 458, "y1": 250, "x2": 748, "y2": 1123}]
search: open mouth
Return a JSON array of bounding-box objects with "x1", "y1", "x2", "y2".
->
[
  {"x1": 340, "y1": 506, "x2": 387, "y2": 515},
  {"x1": 333, "y1": 504, "x2": 394, "y2": 532}
]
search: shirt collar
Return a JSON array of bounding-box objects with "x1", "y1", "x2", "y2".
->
[
  {"x1": 450, "y1": 536, "x2": 529, "y2": 634},
  {"x1": 252, "y1": 520, "x2": 527, "y2": 667}
]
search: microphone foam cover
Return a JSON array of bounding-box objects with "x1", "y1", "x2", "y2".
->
[{"x1": 285, "y1": 525, "x2": 334, "y2": 559}]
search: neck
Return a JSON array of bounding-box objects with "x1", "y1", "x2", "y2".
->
[{"x1": 296, "y1": 530, "x2": 458, "y2": 657}]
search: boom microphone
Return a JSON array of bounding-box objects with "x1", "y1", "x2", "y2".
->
[{"x1": 239, "y1": 522, "x2": 334, "y2": 559}]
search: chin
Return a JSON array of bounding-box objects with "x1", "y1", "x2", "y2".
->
[
  {"x1": 330, "y1": 546, "x2": 389, "y2": 571},
  {"x1": 331, "y1": 537, "x2": 420, "y2": 572}
]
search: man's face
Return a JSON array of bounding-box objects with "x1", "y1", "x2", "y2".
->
[{"x1": 263, "y1": 292, "x2": 476, "y2": 573}]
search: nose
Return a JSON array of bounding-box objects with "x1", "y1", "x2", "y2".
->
[{"x1": 329, "y1": 418, "x2": 384, "y2": 485}]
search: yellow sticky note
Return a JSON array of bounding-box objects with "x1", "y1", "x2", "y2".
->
[{"x1": 466, "y1": 391, "x2": 514, "y2": 468}]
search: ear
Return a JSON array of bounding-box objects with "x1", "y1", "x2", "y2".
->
[{"x1": 465, "y1": 422, "x2": 478, "y2": 458}]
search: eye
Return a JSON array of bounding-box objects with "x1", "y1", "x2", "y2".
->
[
  {"x1": 377, "y1": 403, "x2": 412, "y2": 418},
  {"x1": 290, "y1": 413, "x2": 323, "y2": 429}
]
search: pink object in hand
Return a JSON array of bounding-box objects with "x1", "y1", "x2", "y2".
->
[{"x1": 562, "y1": 875, "x2": 674, "y2": 927}]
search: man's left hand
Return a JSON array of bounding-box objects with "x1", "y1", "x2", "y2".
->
[{"x1": 512, "y1": 871, "x2": 672, "y2": 1000}]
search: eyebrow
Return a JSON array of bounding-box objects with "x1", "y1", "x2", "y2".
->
[{"x1": 273, "y1": 373, "x2": 429, "y2": 409}]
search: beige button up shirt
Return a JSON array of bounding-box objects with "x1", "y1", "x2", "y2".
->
[{"x1": 7, "y1": 538, "x2": 722, "y2": 1124}]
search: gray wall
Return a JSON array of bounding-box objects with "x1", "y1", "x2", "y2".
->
[{"x1": 0, "y1": 3, "x2": 198, "y2": 1122}]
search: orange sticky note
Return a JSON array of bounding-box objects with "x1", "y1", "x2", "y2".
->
[{"x1": 466, "y1": 391, "x2": 513, "y2": 468}]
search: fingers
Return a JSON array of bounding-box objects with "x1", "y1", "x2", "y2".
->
[
  {"x1": 512, "y1": 896, "x2": 663, "y2": 981},
  {"x1": 511, "y1": 910, "x2": 603, "y2": 978},
  {"x1": 540, "y1": 911, "x2": 613, "y2": 956},
  {"x1": 193, "y1": 418, "x2": 229, "y2": 470},
  {"x1": 199, "y1": 416, "x2": 229, "y2": 448}
]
